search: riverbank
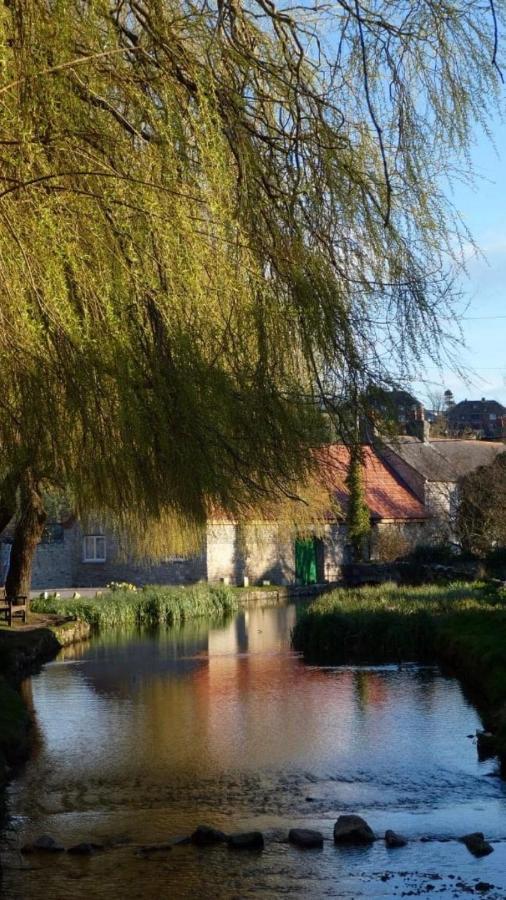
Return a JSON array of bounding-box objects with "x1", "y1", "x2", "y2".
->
[
  {"x1": 0, "y1": 618, "x2": 92, "y2": 796},
  {"x1": 30, "y1": 582, "x2": 335, "y2": 620},
  {"x1": 292, "y1": 580, "x2": 506, "y2": 769}
]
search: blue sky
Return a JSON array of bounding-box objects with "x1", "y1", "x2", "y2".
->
[{"x1": 413, "y1": 113, "x2": 506, "y2": 409}]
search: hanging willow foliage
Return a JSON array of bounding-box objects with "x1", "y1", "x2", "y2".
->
[{"x1": 0, "y1": 0, "x2": 503, "y2": 552}]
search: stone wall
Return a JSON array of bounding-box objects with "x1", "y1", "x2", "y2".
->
[
  {"x1": 370, "y1": 520, "x2": 429, "y2": 562},
  {"x1": 322, "y1": 524, "x2": 349, "y2": 580},
  {"x1": 206, "y1": 523, "x2": 295, "y2": 585},
  {"x1": 30, "y1": 527, "x2": 76, "y2": 590},
  {"x1": 71, "y1": 524, "x2": 207, "y2": 588},
  {"x1": 25, "y1": 515, "x2": 434, "y2": 591},
  {"x1": 207, "y1": 522, "x2": 349, "y2": 586},
  {"x1": 424, "y1": 481, "x2": 459, "y2": 541}
]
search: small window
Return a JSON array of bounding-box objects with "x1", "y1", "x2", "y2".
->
[
  {"x1": 83, "y1": 535, "x2": 106, "y2": 563},
  {"x1": 490, "y1": 413, "x2": 497, "y2": 421}
]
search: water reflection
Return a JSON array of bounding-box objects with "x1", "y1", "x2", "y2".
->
[{"x1": 3, "y1": 603, "x2": 506, "y2": 900}]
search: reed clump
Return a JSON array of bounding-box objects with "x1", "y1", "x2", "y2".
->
[
  {"x1": 31, "y1": 584, "x2": 238, "y2": 629},
  {"x1": 292, "y1": 581, "x2": 504, "y2": 664}
]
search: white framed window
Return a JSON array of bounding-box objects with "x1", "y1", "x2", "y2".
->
[{"x1": 83, "y1": 535, "x2": 106, "y2": 563}]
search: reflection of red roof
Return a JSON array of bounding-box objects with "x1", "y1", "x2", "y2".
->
[{"x1": 314, "y1": 444, "x2": 427, "y2": 521}]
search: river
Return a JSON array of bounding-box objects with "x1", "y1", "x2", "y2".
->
[{"x1": 2, "y1": 602, "x2": 506, "y2": 898}]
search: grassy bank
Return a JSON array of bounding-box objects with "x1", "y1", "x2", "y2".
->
[
  {"x1": 291, "y1": 581, "x2": 503, "y2": 663},
  {"x1": 292, "y1": 581, "x2": 506, "y2": 765},
  {"x1": 31, "y1": 583, "x2": 238, "y2": 629}
]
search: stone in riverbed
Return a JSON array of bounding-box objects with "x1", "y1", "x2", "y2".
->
[
  {"x1": 333, "y1": 815, "x2": 374, "y2": 845},
  {"x1": 459, "y1": 832, "x2": 494, "y2": 857},
  {"x1": 288, "y1": 828, "x2": 323, "y2": 849},
  {"x1": 385, "y1": 830, "x2": 407, "y2": 848},
  {"x1": 190, "y1": 825, "x2": 228, "y2": 846},
  {"x1": 135, "y1": 842, "x2": 172, "y2": 858},
  {"x1": 476, "y1": 731, "x2": 496, "y2": 760},
  {"x1": 171, "y1": 835, "x2": 191, "y2": 846},
  {"x1": 67, "y1": 842, "x2": 103, "y2": 855},
  {"x1": 21, "y1": 835, "x2": 65, "y2": 854},
  {"x1": 227, "y1": 832, "x2": 264, "y2": 850}
]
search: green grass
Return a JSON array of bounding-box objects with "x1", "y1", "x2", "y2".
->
[
  {"x1": 292, "y1": 581, "x2": 500, "y2": 663},
  {"x1": 31, "y1": 583, "x2": 239, "y2": 629},
  {"x1": 292, "y1": 581, "x2": 506, "y2": 765}
]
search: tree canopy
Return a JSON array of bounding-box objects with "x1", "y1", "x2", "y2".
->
[{"x1": 0, "y1": 0, "x2": 504, "y2": 554}]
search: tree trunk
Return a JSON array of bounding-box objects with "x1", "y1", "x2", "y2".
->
[
  {"x1": 5, "y1": 472, "x2": 46, "y2": 598},
  {"x1": 0, "y1": 470, "x2": 21, "y2": 536}
]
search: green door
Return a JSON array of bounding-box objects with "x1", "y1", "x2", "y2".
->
[{"x1": 295, "y1": 537, "x2": 317, "y2": 585}]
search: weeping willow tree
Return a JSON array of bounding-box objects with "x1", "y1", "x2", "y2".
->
[{"x1": 0, "y1": 0, "x2": 504, "y2": 593}]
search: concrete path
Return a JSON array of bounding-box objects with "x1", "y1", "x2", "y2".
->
[{"x1": 29, "y1": 587, "x2": 104, "y2": 599}]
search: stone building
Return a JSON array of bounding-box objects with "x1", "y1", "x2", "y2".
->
[
  {"x1": 23, "y1": 443, "x2": 428, "y2": 590},
  {"x1": 11, "y1": 434, "x2": 503, "y2": 591},
  {"x1": 376, "y1": 433, "x2": 505, "y2": 540}
]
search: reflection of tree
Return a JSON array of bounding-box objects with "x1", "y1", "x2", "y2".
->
[
  {"x1": 413, "y1": 668, "x2": 438, "y2": 713},
  {"x1": 76, "y1": 628, "x2": 212, "y2": 699},
  {"x1": 19, "y1": 678, "x2": 45, "y2": 761},
  {"x1": 353, "y1": 670, "x2": 388, "y2": 713}
]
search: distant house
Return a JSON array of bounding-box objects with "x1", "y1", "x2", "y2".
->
[
  {"x1": 368, "y1": 387, "x2": 423, "y2": 432},
  {"x1": 21, "y1": 444, "x2": 427, "y2": 590},
  {"x1": 446, "y1": 398, "x2": 506, "y2": 440},
  {"x1": 376, "y1": 433, "x2": 506, "y2": 538}
]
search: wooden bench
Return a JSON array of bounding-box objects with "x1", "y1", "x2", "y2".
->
[{"x1": 0, "y1": 595, "x2": 28, "y2": 626}]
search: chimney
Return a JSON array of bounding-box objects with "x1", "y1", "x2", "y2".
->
[{"x1": 407, "y1": 403, "x2": 430, "y2": 442}]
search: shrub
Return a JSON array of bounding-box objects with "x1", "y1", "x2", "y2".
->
[
  {"x1": 373, "y1": 527, "x2": 411, "y2": 562},
  {"x1": 402, "y1": 543, "x2": 461, "y2": 565}
]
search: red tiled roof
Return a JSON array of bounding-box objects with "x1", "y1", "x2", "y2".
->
[{"x1": 314, "y1": 444, "x2": 427, "y2": 521}]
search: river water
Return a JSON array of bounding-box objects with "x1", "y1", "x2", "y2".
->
[{"x1": 2, "y1": 602, "x2": 506, "y2": 899}]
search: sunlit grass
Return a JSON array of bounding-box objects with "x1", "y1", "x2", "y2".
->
[
  {"x1": 292, "y1": 581, "x2": 506, "y2": 664},
  {"x1": 31, "y1": 584, "x2": 238, "y2": 629}
]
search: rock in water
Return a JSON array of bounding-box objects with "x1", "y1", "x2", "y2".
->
[
  {"x1": 476, "y1": 731, "x2": 496, "y2": 761},
  {"x1": 21, "y1": 835, "x2": 65, "y2": 854},
  {"x1": 190, "y1": 825, "x2": 228, "y2": 846},
  {"x1": 333, "y1": 815, "x2": 374, "y2": 844},
  {"x1": 170, "y1": 835, "x2": 191, "y2": 847},
  {"x1": 67, "y1": 842, "x2": 103, "y2": 855},
  {"x1": 288, "y1": 828, "x2": 324, "y2": 849},
  {"x1": 385, "y1": 830, "x2": 407, "y2": 848},
  {"x1": 228, "y1": 832, "x2": 264, "y2": 850},
  {"x1": 459, "y1": 833, "x2": 494, "y2": 857}
]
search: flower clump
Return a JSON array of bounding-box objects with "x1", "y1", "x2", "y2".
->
[{"x1": 107, "y1": 581, "x2": 138, "y2": 593}]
